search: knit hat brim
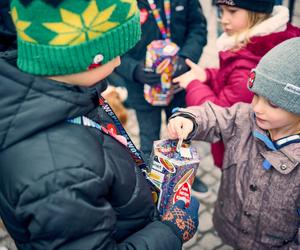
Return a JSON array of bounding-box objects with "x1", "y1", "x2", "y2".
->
[
  {"x1": 217, "y1": 0, "x2": 274, "y2": 13},
  {"x1": 234, "y1": 0, "x2": 274, "y2": 13},
  {"x1": 17, "y1": 12, "x2": 141, "y2": 76},
  {"x1": 248, "y1": 38, "x2": 300, "y2": 115},
  {"x1": 249, "y1": 69, "x2": 300, "y2": 115}
]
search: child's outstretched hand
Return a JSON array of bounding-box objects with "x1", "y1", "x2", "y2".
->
[
  {"x1": 168, "y1": 116, "x2": 194, "y2": 140},
  {"x1": 172, "y1": 59, "x2": 207, "y2": 89}
]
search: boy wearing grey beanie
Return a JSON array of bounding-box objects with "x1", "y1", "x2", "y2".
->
[
  {"x1": 248, "y1": 37, "x2": 300, "y2": 115},
  {"x1": 167, "y1": 37, "x2": 300, "y2": 249}
]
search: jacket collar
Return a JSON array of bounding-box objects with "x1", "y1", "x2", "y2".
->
[{"x1": 252, "y1": 127, "x2": 300, "y2": 174}]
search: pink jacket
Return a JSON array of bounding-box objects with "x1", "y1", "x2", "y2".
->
[{"x1": 185, "y1": 24, "x2": 300, "y2": 168}]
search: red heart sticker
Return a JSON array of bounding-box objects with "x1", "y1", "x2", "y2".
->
[
  {"x1": 98, "y1": 98, "x2": 105, "y2": 106},
  {"x1": 106, "y1": 123, "x2": 117, "y2": 135}
]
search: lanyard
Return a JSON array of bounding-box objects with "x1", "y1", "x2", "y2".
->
[
  {"x1": 68, "y1": 96, "x2": 147, "y2": 171},
  {"x1": 147, "y1": 0, "x2": 171, "y2": 39}
]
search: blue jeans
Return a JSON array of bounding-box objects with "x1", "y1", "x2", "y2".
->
[{"x1": 136, "y1": 90, "x2": 186, "y2": 157}]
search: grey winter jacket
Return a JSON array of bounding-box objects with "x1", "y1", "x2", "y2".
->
[{"x1": 174, "y1": 102, "x2": 300, "y2": 249}]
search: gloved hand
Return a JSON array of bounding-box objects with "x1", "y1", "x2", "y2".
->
[
  {"x1": 173, "y1": 56, "x2": 190, "y2": 78},
  {"x1": 133, "y1": 61, "x2": 161, "y2": 86},
  {"x1": 161, "y1": 197, "x2": 200, "y2": 242}
]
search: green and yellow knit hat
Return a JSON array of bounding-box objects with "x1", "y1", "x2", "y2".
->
[{"x1": 10, "y1": 0, "x2": 141, "y2": 75}]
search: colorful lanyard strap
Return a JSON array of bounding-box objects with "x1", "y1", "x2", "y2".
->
[
  {"x1": 147, "y1": 0, "x2": 171, "y2": 39},
  {"x1": 67, "y1": 96, "x2": 147, "y2": 171}
]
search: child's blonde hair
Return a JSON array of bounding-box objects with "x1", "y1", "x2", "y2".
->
[
  {"x1": 232, "y1": 11, "x2": 271, "y2": 51},
  {"x1": 248, "y1": 11, "x2": 271, "y2": 28}
]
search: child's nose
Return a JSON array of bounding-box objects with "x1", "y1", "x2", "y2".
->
[
  {"x1": 220, "y1": 13, "x2": 229, "y2": 24},
  {"x1": 251, "y1": 96, "x2": 263, "y2": 113}
]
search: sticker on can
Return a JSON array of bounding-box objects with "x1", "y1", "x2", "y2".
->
[
  {"x1": 159, "y1": 157, "x2": 176, "y2": 173},
  {"x1": 173, "y1": 182, "x2": 191, "y2": 207},
  {"x1": 173, "y1": 168, "x2": 194, "y2": 192}
]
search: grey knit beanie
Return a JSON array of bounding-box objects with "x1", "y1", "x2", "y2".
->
[{"x1": 248, "y1": 37, "x2": 300, "y2": 115}]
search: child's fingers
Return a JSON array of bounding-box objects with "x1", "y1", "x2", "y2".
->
[
  {"x1": 167, "y1": 119, "x2": 180, "y2": 139},
  {"x1": 185, "y1": 58, "x2": 198, "y2": 69},
  {"x1": 173, "y1": 120, "x2": 185, "y2": 139},
  {"x1": 167, "y1": 117, "x2": 183, "y2": 139},
  {"x1": 173, "y1": 72, "x2": 191, "y2": 89},
  {"x1": 168, "y1": 117, "x2": 193, "y2": 140},
  {"x1": 181, "y1": 130, "x2": 190, "y2": 140},
  {"x1": 177, "y1": 128, "x2": 184, "y2": 140},
  {"x1": 172, "y1": 75, "x2": 182, "y2": 83},
  {"x1": 167, "y1": 129, "x2": 181, "y2": 139},
  {"x1": 174, "y1": 118, "x2": 192, "y2": 140},
  {"x1": 180, "y1": 119, "x2": 194, "y2": 139}
]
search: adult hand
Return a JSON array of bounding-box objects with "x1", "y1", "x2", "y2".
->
[
  {"x1": 133, "y1": 61, "x2": 161, "y2": 86},
  {"x1": 167, "y1": 116, "x2": 194, "y2": 140},
  {"x1": 173, "y1": 59, "x2": 207, "y2": 89},
  {"x1": 161, "y1": 197, "x2": 200, "y2": 242},
  {"x1": 173, "y1": 56, "x2": 190, "y2": 78}
]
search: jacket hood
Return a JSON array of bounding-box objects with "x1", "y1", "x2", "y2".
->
[{"x1": 0, "y1": 59, "x2": 98, "y2": 150}]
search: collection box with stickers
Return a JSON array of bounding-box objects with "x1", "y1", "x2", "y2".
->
[
  {"x1": 143, "y1": 40, "x2": 180, "y2": 106},
  {"x1": 146, "y1": 139, "x2": 200, "y2": 215}
]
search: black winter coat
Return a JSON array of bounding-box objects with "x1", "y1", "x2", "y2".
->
[
  {"x1": 0, "y1": 59, "x2": 182, "y2": 249},
  {"x1": 114, "y1": 0, "x2": 207, "y2": 109}
]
